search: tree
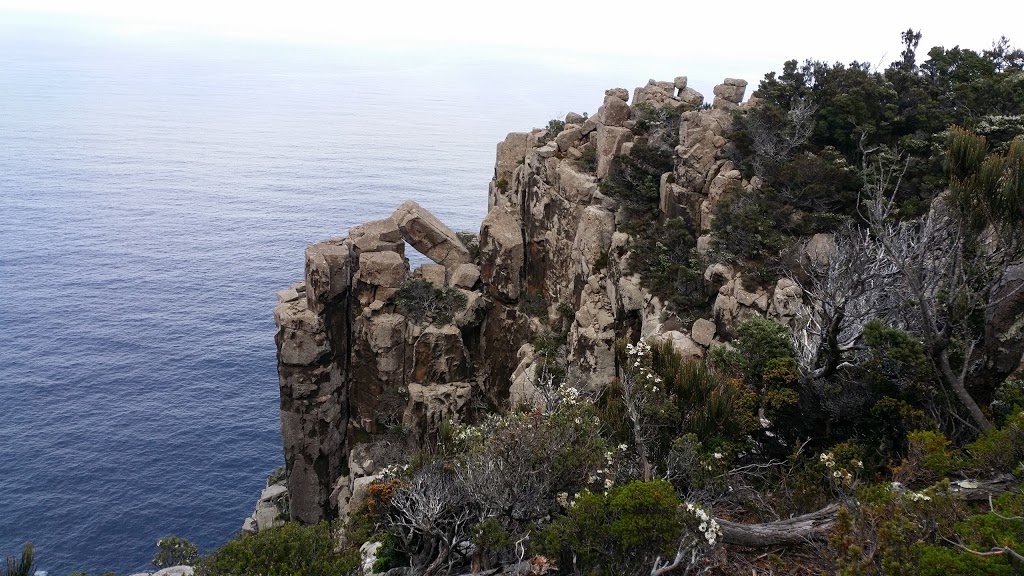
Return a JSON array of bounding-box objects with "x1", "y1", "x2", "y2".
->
[{"x1": 862, "y1": 129, "x2": 1024, "y2": 432}]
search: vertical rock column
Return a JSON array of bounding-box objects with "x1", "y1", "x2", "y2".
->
[{"x1": 274, "y1": 239, "x2": 352, "y2": 524}]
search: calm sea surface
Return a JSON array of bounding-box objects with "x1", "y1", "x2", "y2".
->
[{"x1": 0, "y1": 38, "x2": 622, "y2": 574}]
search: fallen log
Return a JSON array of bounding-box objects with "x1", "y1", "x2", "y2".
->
[
  {"x1": 719, "y1": 503, "x2": 840, "y2": 547},
  {"x1": 718, "y1": 474, "x2": 1019, "y2": 548}
]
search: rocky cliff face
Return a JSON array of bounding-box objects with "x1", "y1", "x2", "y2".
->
[{"x1": 266, "y1": 76, "x2": 839, "y2": 525}]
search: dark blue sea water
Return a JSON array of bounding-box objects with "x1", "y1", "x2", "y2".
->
[{"x1": 0, "y1": 36, "x2": 639, "y2": 575}]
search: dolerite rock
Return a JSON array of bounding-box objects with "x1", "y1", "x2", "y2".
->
[
  {"x1": 691, "y1": 318, "x2": 717, "y2": 347},
  {"x1": 675, "y1": 108, "x2": 733, "y2": 196},
  {"x1": 712, "y1": 78, "x2": 748, "y2": 109},
  {"x1": 356, "y1": 250, "x2": 407, "y2": 305},
  {"x1": 495, "y1": 132, "x2": 531, "y2": 185},
  {"x1": 243, "y1": 482, "x2": 289, "y2": 534},
  {"x1": 570, "y1": 205, "x2": 615, "y2": 281},
  {"x1": 656, "y1": 330, "x2": 705, "y2": 360},
  {"x1": 403, "y1": 382, "x2": 473, "y2": 447},
  {"x1": 304, "y1": 239, "x2": 351, "y2": 314},
  {"x1": 596, "y1": 125, "x2": 633, "y2": 179},
  {"x1": 986, "y1": 262, "x2": 1024, "y2": 375},
  {"x1": 411, "y1": 324, "x2": 470, "y2": 384},
  {"x1": 449, "y1": 263, "x2": 481, "y2": 289},
  {"x1": 769, "y1": 277, "x2": 805, "y2": 329},
  {"x1": 633, "y1": 79, "x2": 689, "y2": 109},
  {"x1": 392, "y1": 200, "x2": 471, "y2": 268},
  {"x1": 565, "y1": 111, "x2": 585, "y2": 124},
  {"x1": 596, "y1": 90, "x2": 631, "y2": 127},
  {"x1": 416, "y1": 263, "x2": 447, "y2": 288},
  {"x1": 274, "y1": 299, "x2": 331, "y2": 366},
  {"x1": 349, "y1": 217, "x2": 405, "y2": 255},
  {"x1": 554, "y1": 125, "x2": 583, "y2": 152},
  {"x1": 805, "y1": 233, "x2": 837, "y2": 269},
  {"x1": 479, "y1": 206, "x2": 524, "y2": 302}
]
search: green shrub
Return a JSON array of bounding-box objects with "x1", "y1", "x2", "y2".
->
[
  {"x1": 734, "y1": 317, "x2": 796, "y2": 385},
  {"x1": 195, "y1": 522, "x2": 358, "y2": 576},
  {"x1": 455, "y1": 231, "x2": 480, "y2": 263},
  {"x1": 394, "y1": 279, "x2": 467, "y2": 325},
  {"x1": 576, "y1": 145, "x2": 598, "y2": 173},
  {"x1": 537, "y1": 480, "x2": 686, "y2": 576},
  {"x1": 153, "y1": 536, "x2": 198, "y2": 568}
]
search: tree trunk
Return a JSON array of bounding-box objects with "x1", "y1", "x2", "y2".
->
[{"x1": 719, "y1": 504, "x2": 840, "y2": 547}]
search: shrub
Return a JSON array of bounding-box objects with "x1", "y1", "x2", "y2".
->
[
  {"x1": 394, "y1": 279, "x2": 467, "y2": 325},
  {"x1": 5, "y1": 544, "x2": 33, "y2": 576},
  {"x1": 455, "y1": 231, "x2": 480, "y2": 262},
  {"x1": 537, "y1": 480, "x2": 693, "y2": 576},
  {"x1": 153, "y1": 536, "x2": 199, "y2": 568},
  {"x1": 576, "y1": 145, "x2": 598, "y2": 173},
  {"x1": 195, "y1": 522, "x2": 358, "y2": 576}
]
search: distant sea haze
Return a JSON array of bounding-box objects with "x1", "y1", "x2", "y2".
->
[{"x1": 0, "y1": 38, "x2": 622, "y2": 574}]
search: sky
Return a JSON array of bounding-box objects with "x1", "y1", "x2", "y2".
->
[{"x1": 1, "y1": 0, "x2": 1022, "y2": 92}]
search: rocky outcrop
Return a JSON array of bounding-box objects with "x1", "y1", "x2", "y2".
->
[{"x1": 272, "y1": 75, "x2": 947, "y2": 527}]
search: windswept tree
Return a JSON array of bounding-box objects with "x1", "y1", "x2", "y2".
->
[{"x1": 862, "y1": 128, "x2": 1024, "y2": 432}]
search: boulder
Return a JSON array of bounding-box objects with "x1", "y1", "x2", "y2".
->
[
  {"x1": 691, "y1": 318, "x2": 717, "y2": 347},
  {"x1": 565, "y1": 111, "x2": 585, "y2": 124},
  {"x1": 403, "y1": 382, "x2": 474, "y2": 446},
  {"x1": 392, "y1": 200, "x2": 471, "y2": 268},
  {"x1": 349, "y1": 217, "x2": 404, "y2": 254},
  {"x1": 411, "y1": 324, "x2": 470, "y2": 384},
  {"x1": 304, "y1": 239, "x2": 352, "y2": 314},
  {"x1": 712, "y1": 78, "x2": 747, "y2": 109},
  {"x1": 596, "y1": 91, "x2": 631, "y2": 127},
  {"x1": 805, "y1": 233, "x2": 837, "y2": 269},
  {"x1": 656, "y1": 330, "x2": 704, "y2": 360},
  {"x1": 986, "y1": 262, "x2": 1024, "y2": 375},
  {"x1": 570, "y1": 206, "x2": 615, "y2": 279},
  {"x1": 555, "y1": 125, "x2": 583, "y2": 152},
  {"x1": 358, "y1": 250, "x2": 407, "y2": 291},
  {"x1": 416, "y1": 263, "x2": 446, "y2": 288},
  {"x1": 449, "y1": 263, "x2": 480, "y2": 289},
  {"x1": 479, "y1": 206, "x2": 524, "y2": 302}
]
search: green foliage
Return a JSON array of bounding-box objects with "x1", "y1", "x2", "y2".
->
[
  {"x1": 195, "y1": 522, "x2": 358, "y2": 576},
  {"x1": 520, "y1": 291, "x2": 548, "y2": 318},
  {"x1": 394, "y1": 279, "x2": 467, "y2": 325},
  {"x1": 537, "y1": 481, "x2": 685, "y2": 576},
  {"x1": 576, "y1": 144, "x2": 597, "y2": 173},
  {"x1": 4, "y1": 544, "x2": 33, "y2": 576},
  {"x1": 627, "y1": 216, "x2": 706, "y2": 315},
  {"x1": 601, "y1": 142, "x2": 673, "y2": 224},
  {"x1": 710, "y1": 185, "x2": 791, "y2": 263},
  {"x1": 962, "y1": 409, "x2": 1024, "y2": 474},
  {"x1": 546, "y1": 118, "x2": 566, "y2": 137},
  {"x1": 153, "y1": 536, "x2": 199, "y2": 568},
  {"x1": 992, "y1": 378, "x2": 1024, "y2": 425},
  {"x1": 734, "y1": 317, "x2": 796, "y2": 385}
]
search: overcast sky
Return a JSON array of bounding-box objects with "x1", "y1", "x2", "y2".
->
[{"x1": 2, "y1": 0, "x2": 1022, "y2": 91}]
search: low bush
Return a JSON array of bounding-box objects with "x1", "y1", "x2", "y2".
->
[
  {"x1": 394, "y1": 279, "x2": 467, "y2": 325},
  {"x1": 195, "y1": 522, "x2": 358, "y2": 576}
]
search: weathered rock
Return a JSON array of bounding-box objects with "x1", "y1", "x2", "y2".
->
[
  {"x1": 712, "y1": 78, "x2": 748, "y2": 109},
  {"x1": 596, "y1": 91, "x2": 631, "y2": 127},
  {"x1": 565, "y1": 111, "x2": 585, "y2": 124},
  {"x1": 449, "y1": 263, "x2": 480, "y2": 289},
  {"x1": 674, "y1": 76, "x2": 688, "y2": 90},
  {"x1": 555, "y1": 125, "x2": 583, "y2": 152},
  {"x1": 986, "y1": 262, "x2": 1024, "y2": 375},
  {"x1": 596, "y1": 125, "x2": 633, "y2": 179},
  {"x1": 479, "y1": 206, "x2": 524, "y2": 302},
  {"x1": 403, "y1": 382, "x2": 473, "y2": 447},
  {"x1": 657, "y1": 330, "x2": 705, "y2": 360},
  {"x1": 495, "y1": 132, "x2": 530, "y2": 185},
  {"x1": 305, "y1": 239, "x2": 352, "y2": 314},
  {"x1": 417, "y1": 263, "x2": 446, "y2": 288},
  {"x1": 570, "y1": 205, "x2": 615, "y2": 280},
  {"x1": 357, "y1": 250, "x2": 407, "y2": 305},
  {"x1": 392, "y1": 200, "x2": 471, "y2": 268},
  {"x1": 769, "y1": 278, "x2": 804, "y2": 324},
  {"x1": 805, "y1": 233, "x2": 837, "y2": 269},
  {"x1": 691, "y1": 318, "x2": 717, "y2": 347},
  {"x1": 274, "y1": 299, "x2": 331, "y2": 366},
  {"x1": 411, "y1": 324, "x2": 470, "y2": 384},
  {"x1": 349, "y1": 217, "x2": 404, "y2": 254}
]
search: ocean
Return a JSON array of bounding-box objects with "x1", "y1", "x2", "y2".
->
[{"x1": 0, "y1": 36, "x2": 642, "y2": 575}]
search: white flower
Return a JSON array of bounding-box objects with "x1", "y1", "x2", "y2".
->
[
  {"x1": 556, "y1": 492, "x2": 569, "y2": 507},
  {"x1": 618, "y1": 443, "x2": 628, "y2": 451},
  {"x1": 713, "y1": 452, "x2": 723, "y2": 460},
  {"x1": 698, "y1": 522, "x2": 707, "y2": 532},
  {"x1": 604, "y1": 478, "x2": 614, "y2": 489}
]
